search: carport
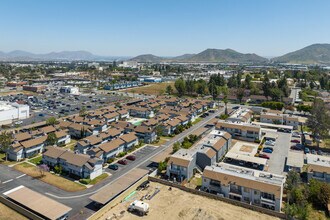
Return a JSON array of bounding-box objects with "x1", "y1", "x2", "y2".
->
[
  {"x1": 3, "y1": 185, "x2": 72, "y2": 220},
  {"x1": 90, "y1": 168, "x2": 149, "y2": 205}
]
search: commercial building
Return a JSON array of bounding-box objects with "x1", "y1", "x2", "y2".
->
[
  {"x1": 306, "y1": 154, "x2": 330, "y2": 183},
  {"x1": 23, "y1": 85, "x2": 47, "y2": 93},
  {"x1": 215, "y1": 120, "x2": 261, "y2": 141},
  {"x1": 0, "y1": 101, "x2": 30, "y2": 125},
  {"x1": 202, "y1": 163, "x2": 285, "y2": 211},
  {"x1": 60, "y1": 86, "x2": 79, "y2": 95}
]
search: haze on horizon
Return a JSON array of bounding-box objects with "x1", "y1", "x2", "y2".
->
[{"x1": 0, "y1": 0, "x2": 329, "y2": 57}]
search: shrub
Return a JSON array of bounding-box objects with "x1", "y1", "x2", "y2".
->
[
  {"x1": 117, "y1": 152, "x2": 127, "y2": 158},
  {"x1": 107, "y1": 158, "x2": 115, "y2": 164},
  {"x1": 79, "y1": 178, "x2": 91, "y2": 185},
  {"x1": 54, "y1": 165, "x2": 62, "y2": 174},
  {"x1": 261, "y1": 101, "x2": 284, "y2": 110}
]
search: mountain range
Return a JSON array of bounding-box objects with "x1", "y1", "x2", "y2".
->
[
  {"x1": 272, "y1": 44, "x2": 330, "y2": 64},
  {"x1": 1, "y1": 43, "x2": 330, "y2": 64},
  {"x1": 0, "y1": 50, "x2": 128, "y2": 61}
]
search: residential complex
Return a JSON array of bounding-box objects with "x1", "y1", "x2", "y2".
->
[
  {"x1": 166, "y1": 129, "x2": 232, "y2": 181},
  {"x1": 306, "y1": 154, "x2": 330, "y2": 183},
  {"x1": 202, "y1": 163, "x2": 285, "y2": 211},
  {"x1": 215, "y1": 120, "x2": 262, "y2": 141}
]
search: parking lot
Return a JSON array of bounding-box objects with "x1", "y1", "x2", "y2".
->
[
  {"x1": 265, "y1": 130, "x2": 291, "y2": 175},
  {"x1": 105, "y1": 145, "x2": 157, "y2": 174},
  {"x1": 0, "y1": 91, "x2": 129, "y2": 129}
]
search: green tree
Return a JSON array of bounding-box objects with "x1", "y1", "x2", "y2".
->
[
  {"x1": 235, "y1": 87, "x2": 245, "y2": 103},
  {"x1": 0, "y1": 131, "x2": 13, "y2": 161},
  {"x1": 46, "y1": 133, "x2": 58, "y2": 146},
  {"x1": 79, "y1": 106, "x2": 87, "y2": 117},
  {"x1": 166, "y1": 85, "x2": 173, "y2": 95},
  {"x1": 174, "y1": 78, "x2": 186, "y2": 97},
  {"x1": 270, "y1": 87, "x2": 283, "y2": 101},
  {"x1": 306, "y1": 99, "x2": 330, "y2": 146},
  {"x1": 173, "y1": 142, "x2": 181, "y2": 153},
  {"x1": 244, "y1": 74, "x2": 253, "y2": 89},
  {"x1": 262, "y1": 74, "x2": 271, "y2": 99},
  {"x1": 46, "y1": 117, "x2": 58, "y2": 126}
]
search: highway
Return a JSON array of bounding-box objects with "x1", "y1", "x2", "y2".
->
[{"x1": 0, "y1": 107, "x2": 224, "y2": 219}]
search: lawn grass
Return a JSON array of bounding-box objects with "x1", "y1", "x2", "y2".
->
[
  {"x1": 0, "y1": 202, "x2": 28, "y2": 220},
  {"x1": 14, "y1": 162, "x2": 86, "y2": 192},
  {"x1": 192, "y1": 117, "x2": 203, "y2": 125},
  {"x1": 153, "y1": 137, "x2": 170, "y2": 146},
  {"x1": 122, "y1": 82, "x2": 176, "y2": 95},
  {"x1": 28, "y1": 155, "x2": 42, "y2": 165},
  {"x1": 89, "y1": 173, "x2": 109, "y2": 185},
  {"x1": 309, "y1": 207, "x2": 328, "y2": 220},
  {"x1": 64, "y1": 139, "x2": 77, "y2": 151}
]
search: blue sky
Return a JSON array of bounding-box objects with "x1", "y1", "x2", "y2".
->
[{"x1": 0, "y1": 0, "x2": 329, "y2": 57}]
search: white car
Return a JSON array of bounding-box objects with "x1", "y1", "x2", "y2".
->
[
  {"x1": 265, "y1": 141, "x2": 275, "y2": 146},
  {"x1": 14, "y1": 121, "x2": 23, "y2": 125}
]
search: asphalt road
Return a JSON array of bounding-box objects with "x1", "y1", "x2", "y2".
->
[{"x1": 0, "y1": 107, "x2": 224, "y2": 219}]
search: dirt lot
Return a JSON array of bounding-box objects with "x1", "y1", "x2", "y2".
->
[
  {"x1": 102, "y1": 182, "x2": 278, "y2": 220},
  {"x1": 0, "y1": 202, "x2": 27, "y2": 220},
  {"x1": 122, "y1": 82, "x2": 176, "y2": 95}
]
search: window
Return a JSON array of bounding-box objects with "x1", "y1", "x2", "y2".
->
[
  {"x1": 243, "y1": 188, "x2": 250, "y2": 193},
  {"x1": 254, "y1": 190, "x2": 259, "y2": 195},
  {"x1": 243, "y1": 197, "x2": 250, "y2": 203},
  {"x1": 254, "y1": 199, "x2": 260, "y2": 204}
]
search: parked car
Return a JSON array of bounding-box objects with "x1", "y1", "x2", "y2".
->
[
  {"x1": 126, "y1": 155, "x2": 136, "y2": 161},
  {"x1": 292, "y1": 133, "x2": 301, "y2": 138},
  {"x1": 108, "y1": 164, "x2": 119, "y2": 170},
  {"x1": 263, "y1": 146, "x2": 274, "y2": 151},
  {"x1": 291, "y1": 139, "x2": 300, "y2": 143},
  {"x1": 263, "y1": 148, "x2": 273, "y2": 153},
  {"x1": 265, "y1": 141, "x2": 275, "y2": 146},
  {"x1": 118, "y1": 159, "x2": 128, "y2": 165},
  {"x1": 259, "y1": 154, "x2": 270, "y2": 159},
  {"x1": 317, "y1": 150, "x2": 323, "y2": 155},
  {"x1": 291, "y1": 145, "x2": 302, "y2": 151},
  {"x1": 311, "y1": 149, "x2": 316, "y2": 154},
  {"x1": 304, "y1": 147, "x2": 310, "y2": 154}
]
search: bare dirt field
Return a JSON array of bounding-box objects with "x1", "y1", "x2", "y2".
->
[
  {"x1": 122, "y1": 82, "x2": 176, "y2": 95},
  {"x1": 0, "y1": 202, "x2": 27, "y2": 220},
  {"x1": 102, "y1": 182, "x2": 279, "y2": 220}
]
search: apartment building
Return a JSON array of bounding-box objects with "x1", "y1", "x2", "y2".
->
[
  {"x1": 260, "y1": 112, "x2": 303, "y2": 129},
  {"x1": 306, "y1": 154, "x2": 330, "y2": 183},
  {"x1": 42, "y1": 147, "x2": 103, "y2": 180},
  {"x1": 8, "y1": 136, "x2": 47, "y2": 161},
  {"x1": 216, "y1": 120, "x2": 261, "y2": 141},
  {"x1": 227, "y1": 108, "x2": 253, "y2": 123},
  {"x1": 166, "y1": 129, "x2": 232, "y2": 181},
  {"x1": 202, "y1": 163, "x2": 285, "y2": 211},
  {"x1": 166, "y1": 149, "x2": 197, "y2": 182}
]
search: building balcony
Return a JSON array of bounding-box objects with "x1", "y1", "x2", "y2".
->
[
  {"x1": 261, "y1": 196, "x2": 275, "y2": 206},
  {"x1": 229, "y1": 188, "x2": 242, "y2": 196},
  {"x1": 169, "y1": 169, "x2": 182, "y2": 175}
]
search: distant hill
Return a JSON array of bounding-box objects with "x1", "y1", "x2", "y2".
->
[
  {"x1": 0, "y1": 50, "x2": 128, "y2": 61},
  {"x1": 130, "y1": 49, "x2": 267, "y2": 63},
  {"x1": 129, "y1": 54, "x2": 164, "y2": 63},
  {"x1": 182, "y1": 49, "x2": 268, "y2": 63},
  {"x1": 273, "y1": 44, "x2": 330, "y2": 64},
  {"x1": 173, "y1": 54, "x2": 196, "y2": 60}
]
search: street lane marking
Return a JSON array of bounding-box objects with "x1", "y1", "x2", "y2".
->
[
  {"x1": 16, "y1": 174, "x2": 26, "y2": 179},
  {"x1": 2, "y1": 179, "x2": 13, "y2": 184}
]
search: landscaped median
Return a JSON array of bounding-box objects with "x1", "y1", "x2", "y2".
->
[
  {"x1": 13, "y1": 162, "x2": 86, "y2": 192},
  {"x1": 79, "y1": 173, "x2": 109, "y2": 185}
]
